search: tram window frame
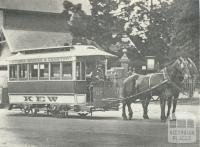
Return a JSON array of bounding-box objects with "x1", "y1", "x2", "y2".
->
[
  {"x1": 62, "y1": 62, "x2": 72, "y2": 80},
  {"x1": 50, "y1": 62, "x2": 61, "y2": 80},
  {"x1": 76, "y1": 62, "x2": 86, "y2": 80},
  {"x1": 19, "y1": 64, "x2": 28, "y2": 80},
  {"x1": 9, "y1": 64, "x2": 18, "y2": 81},
  {"x1": 39, "y1": 63, "x2": 49, "y2": 80},
  {"x1": 81, "y1": 62, "x2": 86, "y2": 80},
  {"x1": 29, "y1": 63, "x2": 39, "y2": 80},
  {"x1": 76, "y1": 62, "x2": 81, "y2": 80}
]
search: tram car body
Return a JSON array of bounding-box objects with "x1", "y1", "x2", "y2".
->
[{"x1": 7, "y1": 45, "x2": 119, "y2": 117}]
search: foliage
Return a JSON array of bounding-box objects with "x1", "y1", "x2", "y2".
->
[
  {"x1": 169, "y1": 0, "x2": 199, "y2": 67},
  {"x1": 111, "y1": 0, "x2": 174, "y2": 65},
  {"x1": 63, "y1": 0, "x2": 198, "y2": 69}
]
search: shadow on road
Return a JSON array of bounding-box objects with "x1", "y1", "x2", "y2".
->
[
  {"x1": 6, "y1": 112, "x2": 122, "y2": 120},
  {"x1": 6, "y1": 112, "x2": 165, "y2": 124}
]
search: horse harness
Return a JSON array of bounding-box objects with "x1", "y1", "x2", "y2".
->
[{"x1": 122, "y1": 67, "x2": 186, "y2": 102}]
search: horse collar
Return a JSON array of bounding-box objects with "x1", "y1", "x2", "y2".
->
[{"x1": 163, "y1": 67, "x2": 171, "y2": 82}]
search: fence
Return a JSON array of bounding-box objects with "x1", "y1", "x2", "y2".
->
[{"x1": 182, "y1": 79, "x2": 200, "y2": 98}]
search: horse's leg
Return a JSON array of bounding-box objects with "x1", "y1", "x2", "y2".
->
[
  {"x1": 171, "y1": 96, "x2": 178, "y2": 120},
  {"x1": 166, "y1": 97, "x2": 172, "y2": 118},
  {"x1": 160, "y1": 94, "x2": 166, "y2": 122},
  {"x1": 122, "y1": 101, "x2": 127, "y2": 120},
  {"x1": 127, "y1": 101, "x2": 133, "y2": 120},
  {"x1": 142, "y1": 96, "x2": 150, "y2": 119}
]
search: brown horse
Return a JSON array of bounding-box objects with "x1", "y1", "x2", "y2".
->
[
  {"x1": 166, "y1": 58, "x2": 199, "y2": 120},
  {"x1": 122, "y1": 57, "x2": 196, "y2": 122}
]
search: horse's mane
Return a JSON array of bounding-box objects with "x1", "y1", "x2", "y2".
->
[
  {"x1": 162, "y1": 58, "x2": 178, "y2": 69},
  {"x1": 163, "y1": 57, "x2": 187, "y2": 69},
  {"x1": 187, "y1": 58, "x2": 199, "y2": 74}
]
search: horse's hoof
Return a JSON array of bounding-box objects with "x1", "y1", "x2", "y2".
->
[
  {"x1": 123, "y1": 117, "x2": 128, "y2": 120},
  {"x1": 166, "y1": 114, "x2": 170, "y2": 119},
  {"x1": 122, "y1": 114, "x2": 127, "y2": 120},
  {"x1": 170, "y1": 116, "x2": 176, "y2": 121},
  {"x1": 161, "y1": 116, "x2": 167, "y2": 122},
  {"x1": 171, "y1": 113, "x2": 176, "y2": 121},
  {"x1": 161, "y1": 119, "x2": 166, "y2": 123},
  {"x1": 143, "y1": 115, "x2": 149, "y2": 119},
  {"x1": 128, "y1": 114, "x2": 133, "y2": 120}
]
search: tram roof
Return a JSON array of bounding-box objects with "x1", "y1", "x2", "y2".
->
[{"x1": 7, "y1": 45, "x2": 117, "y2": 62}]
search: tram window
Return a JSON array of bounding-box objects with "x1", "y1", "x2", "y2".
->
[
  {"x1": 29, "y1": 63, "x2": 38, "y2": 80},
  {"x1": 51, "y1": 62, "x2": 60, "y2": 79},
  {"x1": 76, "y1": 62, "x2": 86, "y2": 80},
  {"x1": 0, "y1": 66, "x2": 7, "y2": 70},
  {"x1": 62, "y1": 62, "x2": 72, "y2": 80},
  {"x1": 9, "y1": 65, "x2": 17, "y2": 80},
  {"x1": 19, "y1": 64, "x2": 28, "y2": 80},
  {"x1": 39, "y1": 63, "x2": 49, "y2": 80}
]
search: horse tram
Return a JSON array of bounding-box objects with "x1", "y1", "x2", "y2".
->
[{"x1": 7, "y1": 45, "x2": 120, "y2": 117}]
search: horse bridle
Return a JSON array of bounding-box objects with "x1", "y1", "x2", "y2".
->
[{"x1": 162, "y1": 60, "x2": 189, "y2": 95}]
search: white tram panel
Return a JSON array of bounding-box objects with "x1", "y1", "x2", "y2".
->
[{"x1": 9, "y1": 94, "x2": 86, "y2": 104}]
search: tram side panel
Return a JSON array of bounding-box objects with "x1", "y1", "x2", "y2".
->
[{"x1": 8, "y1": 81, "x2": 88, "y2": 105}]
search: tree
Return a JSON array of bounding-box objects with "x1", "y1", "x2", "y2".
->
[
  {"x1": 88, "y1": 0, "x2": 121, "y2": 49},
  {"x1": 170, "y1": 0, "x2": 199, "y2": 68},
  {"x1": 63, "y1": 1, "x2": 90, "y2": 43},
  {"x1": 63, "y1": 0, "x2": 120, "y2": 50},
  {"x1": 110, "y1": 0, "x2": 174, "y2": 65},
  {"x1": 63, "y1": 0, "x2": 175, "y2": 67}
]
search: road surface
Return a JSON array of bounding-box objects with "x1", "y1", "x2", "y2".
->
[{"x1": 0, "y1": 104, "x2": 199, "y2": 147}]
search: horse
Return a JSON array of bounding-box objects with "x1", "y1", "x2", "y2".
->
[
  {"x1": 122, "y1": 57, "x2": 195, "y2": 122},
  {"x1": 166, "y1": 57, "x2": 199, "y2": 120}
]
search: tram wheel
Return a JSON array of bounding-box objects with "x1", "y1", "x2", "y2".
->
[
  {"x1": 78, "y1": 112, "x2": 89, "y2": 118},
  {"x1": 24, "y1": 109, "x2": 30, "y2": 115},
  {"x1": 30, "y1": 108, "x2": 39, "y2": 117},
  {"x1": 23, "y1": 105, "x2": 33, "y2": 116},
  {"x1": 46, "y1": 110, "x2": 50, "y2": 116},
  {"x1": 61, "y1": 111, "x2": 68, "y2": 118}
]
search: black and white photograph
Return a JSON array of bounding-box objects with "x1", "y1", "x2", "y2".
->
[{"x1": 0, "y1": 0, "x2": 199, "y2": 147}]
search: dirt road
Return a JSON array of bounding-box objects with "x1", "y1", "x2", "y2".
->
[{"x1": 0, "y1": 104, "x2": 199, "y2": 147}]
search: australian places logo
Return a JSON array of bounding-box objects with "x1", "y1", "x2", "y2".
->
[{"x1": 168, "y1": 112, "x2": 196, "y2": 143}]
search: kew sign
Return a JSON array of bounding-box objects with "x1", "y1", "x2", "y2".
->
[
  {"x1": 24, "y1": 96, "x2": 58, "y2": 102},
  {"x1": 9, "y1": 94, "x2": 86, "y2": 104}
]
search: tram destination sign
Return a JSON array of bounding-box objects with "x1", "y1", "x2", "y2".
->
[
  {"x1": 9, "y1": 94, "x2": 86, "y2": 104},
  {"x1": 9, "y1": 56, "x2": 75, "y2": 64}
]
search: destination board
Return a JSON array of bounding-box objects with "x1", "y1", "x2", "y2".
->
[{"x1": 9, "y1": 94, "x2": 86, "y2": 104}]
